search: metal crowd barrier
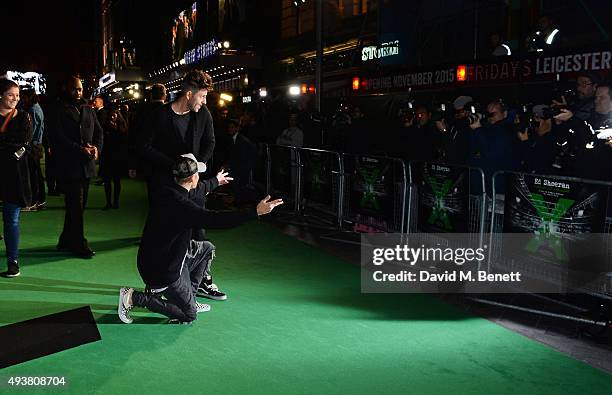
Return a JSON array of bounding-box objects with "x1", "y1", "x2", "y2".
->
[
  {"x1": 252, "y1": 144, "x2": 270, "y2": 195},
  {"x1": 267, "y1": 144, "x2": 301, "y2": 214},
  {"x1": 298, "y1": 148, "x2": 343, "y2": 229},
  {"x1": 489, "y1": 171, "x2": 612, "y2": 297},
  {"x1": 406, "y1": 161, "x2": 487, "y2": 269}
]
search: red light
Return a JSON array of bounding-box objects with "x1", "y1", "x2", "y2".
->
[
  {"x1": 301, "y1": 84, "x2": 308, "y2": 94},
  {"x1": 308, "y1": 85, "x2": 315, "y2": 93},
  {"x1": 456, "y1": 65, "x2": 467, "y2": 82},
  {"x1": 352, "y1": 77, "x2": 360, "y2": 90}
]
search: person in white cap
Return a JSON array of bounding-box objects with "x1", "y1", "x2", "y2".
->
[{"x1": 118, "y1": 153, "x2": 283, "y2": 324}]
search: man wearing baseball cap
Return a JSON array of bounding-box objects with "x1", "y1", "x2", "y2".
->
[
  {"x1": 118, "y1": 153, "x2": 283, "y2": 324},
  {"x1": 516, "y1": 105, "x2": 559, "y2": 175}
]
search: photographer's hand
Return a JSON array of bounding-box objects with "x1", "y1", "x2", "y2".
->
[
  {"x1": 469, "y1": 118, "x2": 482, "y2": 130},
  {"x1": 551, "y1": 95, "x2": 567, "y2": 108},
  {"x1": 435, "y1": 120, "x2": 447, "y2": 132},
  {"x1": 517, "y1": 129, "x2": 529, "y2": 142},
  {"x1": 553, "y1": 108, "x2": 573, "y2": 122}
]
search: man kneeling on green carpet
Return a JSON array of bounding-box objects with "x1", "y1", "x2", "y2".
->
[{"x1": 118, "y1": 154, "x2": 283, "y2": 324}]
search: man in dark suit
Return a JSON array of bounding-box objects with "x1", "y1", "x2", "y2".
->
[
  {"x1": 135, "y1": 70, "x2": 215, "y2": 194},
  {"x1": 48, "y1": 76, "x2": 103, "y2": 258}
]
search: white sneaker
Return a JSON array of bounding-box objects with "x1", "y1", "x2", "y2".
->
[
  {"x1": 195, "y1": 301, "x2": 211, "y2": 313},
  {"x1": 118, "y1": 287, "x2": 134, "y2": 324}
]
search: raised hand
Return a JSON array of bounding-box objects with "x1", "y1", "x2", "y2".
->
[
  {"x1": 216, "y1": 170, "x2": 234, "y2": 186},
  {"x1": 256, "y1": 195, "x2": 284, "y2": 216}
]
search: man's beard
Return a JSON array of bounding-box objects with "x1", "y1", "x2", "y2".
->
[{"x1": 188, "y1": 100, "x2": 199, "y2": 112}]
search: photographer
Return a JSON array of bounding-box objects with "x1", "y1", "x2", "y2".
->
[
  {"x1": 553, "y1": 72, "x2": 598, "y2": 122},
  {"x1": 434, "y1": 96, "x2": 473, "y2": 165},
  {"x1": 516, "y1": 105, "x2": 559, "y2": 175},
  {"x1": 389, "y1": 104, "x2": 438, "y2": 163},
  {"x1": 469, "y1": 100, "x2": 520, "y2": 194},
  {"x1": 554, "y1": 84, "x2": 612, "y2": 181}
]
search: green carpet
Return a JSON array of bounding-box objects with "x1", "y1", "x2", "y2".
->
[{"x1": 0, "y1": 179, "x2": 610, "y2": 394}]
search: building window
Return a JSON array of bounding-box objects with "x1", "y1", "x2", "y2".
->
[
  {"x1": 281, "y1": 0, "x2": 314, "y2": 38},
  {"x1": 339, "y1": 0, "x2": 369, "y2": 18}
]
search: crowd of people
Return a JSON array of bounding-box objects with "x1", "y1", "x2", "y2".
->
[
  {"x1": 386, "y1": 72, "x2": 612, "y2": 189},
  {"x1": 284, "y1": 72, "x2": 611, "y2": 195},
  {"x1": 0, "y1": 70, "x2": 283, "y2": 326}
]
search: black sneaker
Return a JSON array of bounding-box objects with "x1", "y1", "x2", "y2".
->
[
  {"x1": 197, "y1": 282, "x2": 227, "y2": 301},
  {"x1": 1, "y1": 261, "x2": 20, "y2": 278}
]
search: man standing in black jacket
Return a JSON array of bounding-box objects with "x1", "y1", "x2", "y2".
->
[
  {"x1": 48, "y1": 77, "x2": 103, "y2": 258},
  {"x1": 128, "y1": 84, "x2": 166, "y2": 184},
  {"x1": 136, "y1": 70, "x2": 215, "y2": 195},
  {"x1": 118, "y1": 154, "x2": 282, "y2": 324}
]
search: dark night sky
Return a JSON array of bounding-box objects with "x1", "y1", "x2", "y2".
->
[{"x1": 5, "y1": 1, "x2": 97, "y2": 77}]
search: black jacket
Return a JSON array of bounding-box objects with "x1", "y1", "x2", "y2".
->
[
  {"x1": 469, "y1": 120, "x2": 520, "y2": 194},
  {"x1": 518, "y1": 129, "x2": 559, "y2": 175},
  {"x1": 137, "y1": 181, "x2": 257, "y2": 288},
  {"x1": 47, "y1": 99, "x2": 103, "y2": 180},
  {"x1": 0, "y1": 110, "x2": 33, "y2": 207},
  {"x1": 189, "y1": 176, "x2": 220, "y2": 241},
  {"x1": 136, "y1": 103, "x2": 215, "y2": 182}
]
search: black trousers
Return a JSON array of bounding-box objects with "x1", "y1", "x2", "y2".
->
[
  {"x1": 58, "y1": 178, "x2": 90, "y2": 249},
  {"x1": 29, "y1": 149, "x2": 46, "y2": 204},
  {"x1": 103, "y1": 175, "x2": 121, "y2": 206},
  {"x1": 45, "y1": 149, "x2": 59, "y2": 193},
  {"x1": 132, "y1": 240, "x2": 215, "y2": 322}
]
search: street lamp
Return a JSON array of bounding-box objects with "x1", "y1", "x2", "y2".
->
[{"x1": 288, "y1": 85, "x2": 301, "y2": 96}]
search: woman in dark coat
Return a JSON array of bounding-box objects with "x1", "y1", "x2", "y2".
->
[
  {"x1": 100, "y1": 108, "x2": 128, "y2": 209},
  {"x1": 0, "y1": 79, "x2": 33, "y2": 277}
]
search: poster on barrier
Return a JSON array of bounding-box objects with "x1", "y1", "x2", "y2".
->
[
  {"x1": 501, "y1": 173, "x2": 609, "y2": 281},
  {"x1": 348, "y1": 155, "x2": 395, "y2": 231},
  {"x1": 412, "y1": 163, "x2": 470, "y2": 232},
  {"x1": 302, "y1": 150, "x2": 334, "y2": 207}
]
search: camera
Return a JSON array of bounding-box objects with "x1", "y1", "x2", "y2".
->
[
  {"x1": 541, "y1": 106, "x2": 564, "y2": 119},
  {"x1": 454, "y1": 102, "x2": 484, "y2": 129},
  {"x1": 430, "y1": 103, "x2": 448, "y2": 122}
]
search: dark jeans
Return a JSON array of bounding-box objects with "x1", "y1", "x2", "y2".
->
[
  {"x1": 58, "y1": 178, "x2": 90, "y2": 249},
  {"x1": 3, "y1": 203, "x2": 21, "y2": 263},
  {"x1": 132, "y1": 240, "x2": 215, "y2": 322}
]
